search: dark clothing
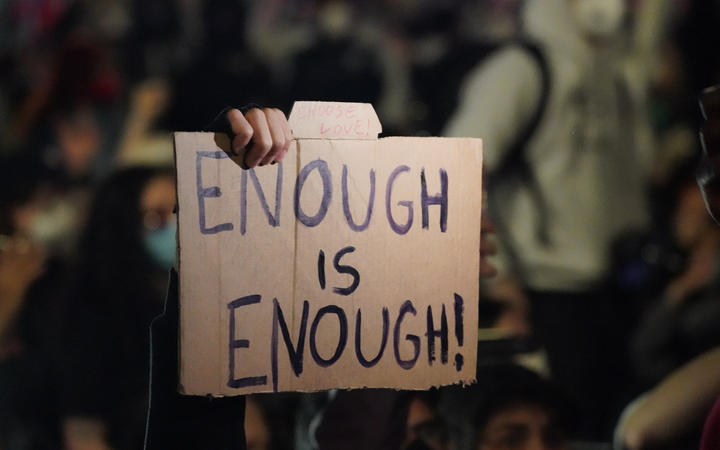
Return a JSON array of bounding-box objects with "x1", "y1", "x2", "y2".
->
[
  {"x1": 0, "y1": 258, "x2": 67, "y2": 449},
  {"x1": 60, "y1": 274, "x2": 163, "y2": 450},
  {"x1": 144, "y1": 269, "x2": 246, "y2": 450},
  {"x1": 701, "y1": 395, "x2": 720, "y2": 450},
  {"x1": 630, "y1": 290, "x2": 720, "y2": 388},
  {"x1": 528, "y1": 288, "x2": 632, "y2": 440},
  {"x1": 314, "y1": 390, "x2": 409, "y2": 450}
]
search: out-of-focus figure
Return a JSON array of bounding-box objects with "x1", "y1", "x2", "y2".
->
[
  {"x1": 628, "y1": 171, "x2": 720, "y2": 388},
  {"x1": 0, "y1": 155, "x2": 78, "y2": 449},
  {"x1": 59, "y1": 166, "x2": 175, "y2": 450},
  {"x1": 444, "y1": 0, "x2": 669, "y2": 438},
  {"x1": 472, "y1": 365, "x2": 574, "y2": 450}
]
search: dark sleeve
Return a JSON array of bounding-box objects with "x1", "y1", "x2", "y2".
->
[
  {"x1": 203, "y1": 104, "x2": 261, "y2": 133},
  {"x1": 144, "y1": 269, "x2": 246, "y2": 450},
  {"x1": 60, "y1": 303, "x2": 116, "y2": 419},
  {"x1": 629, "y1": 301, "x2": 682, "y2": 384},
  {"x1": 700, "y1": 395, "x2": 720, "y2": 450}
]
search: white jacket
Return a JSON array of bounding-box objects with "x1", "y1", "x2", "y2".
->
[{"x1": 444, "y1": 0, "x2": 659, "y2": 290}]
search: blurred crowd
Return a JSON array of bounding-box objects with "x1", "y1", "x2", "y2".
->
[{"x1": 2, "y1": 0, "x2": 720, "y2": 449}]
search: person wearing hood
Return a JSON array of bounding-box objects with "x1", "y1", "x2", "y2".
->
[{"x1": 444, "y1": 0, "x2": 669, "y2": 439}]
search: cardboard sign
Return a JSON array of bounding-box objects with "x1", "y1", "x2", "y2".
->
[{"x1": 174, "y1": 102, "x2": 483, "y2": 395}]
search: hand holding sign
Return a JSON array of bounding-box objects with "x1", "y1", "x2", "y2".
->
[{"x1": 225, "y1": 107, "x2": 294, "y2": 169}]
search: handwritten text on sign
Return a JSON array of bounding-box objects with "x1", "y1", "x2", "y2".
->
[{"x1": 174, "y1": 128, "x2": 482, "y2": 395}]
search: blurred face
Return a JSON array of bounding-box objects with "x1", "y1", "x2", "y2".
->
[
  {"x1": 55, "y1": 109, "x2": 102, "y2": 177},
  {"x1": 140, "y1": 175, "x2": 176, "y2": 231},
  {"x1": 405, "y1": 397, "x2": 450, "y2": 450},
  {"x1": 140, "y1": 174, "x2": 177, "y2": 269},
  {"x1": 477, "y1": 405, "x2": 567, "y2": 450}
]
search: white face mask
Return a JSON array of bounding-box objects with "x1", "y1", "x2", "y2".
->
[
  {"x1": 318, "y1": 1, "x2": 352, "y2": 39},
  {"x1": 29, "y1": 200, "x2": 78, "y2": 251},
  {"x1": 571, "y1": 0, "x2": 626, "y2": 39}
]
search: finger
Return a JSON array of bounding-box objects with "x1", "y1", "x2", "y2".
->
[
  {"x1": 259, "y1": 108, "x2": 288, "y2": 166},
  {"x1": 275, "y1": 136, "x2": 292, "y2": 164},
  {"x1": 273, "y1": 110, "x2": 294, "y2": 164},
  {"x1": 226, "y1": 108, "x2": 254, "y2": 157},
  {"x1": 244, "y1": 109, "x2": 273, "y2": 168}
]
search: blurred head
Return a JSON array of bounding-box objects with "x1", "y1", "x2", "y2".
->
[
  {"x1": 53, "y1": 107, "x2": 102, "y2": 179},
  {"x1": 476, "y1": 404, "x2": 567, "y2": 450},
  {"x1": 405, "y1": 393, "x2": 450, "y2": 450},
  {"x1": 77, "y1": 166, "x2": 175, "y2": 295},
  {"x1": 139, "y1": 171, "x2": 177, "y2": 270},
  {"x1": 474, "y1": 366, "x2": 574, "y2": 450},
  {"x1": 568, "y1": 0, "x2": 626, "y2": 41},
  {"x1": 0, "y1": 154, "x2": 76, "y2": 251}
]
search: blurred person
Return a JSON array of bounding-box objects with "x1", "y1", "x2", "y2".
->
[
  {"x1": 694, "y1": 84, "x2": 720, "y2": 450},
  {"x1": 245, "y1": 0, "x2": 316, "y2": 90},
  {"x1": 60, "y1": 165, "x2": 175, "y2": 450},
  {"x1": 12, "y1": 33, "x2": 123, "y2": 174},
  {"x1": 0, "y1": 155, "x2": 77, "y2": 449},
  {"x1": 46, "y1": 35, "x2": 124, "y2": 179},
  {"x1": 628, "y1": 172, "x2": 720, "y2": 388},
  {"x1": 288, "y1": 0, "x2": 383, "y2": 109},
  {"x1": 444, "y1": 0, "x2": 670, "y2": 436},
  {"x1": 51, "y1": 104, "x2": 104, "y2": 180},
  {"x1": 614, "y1": 75, "x2": 720, "y2": 450}
]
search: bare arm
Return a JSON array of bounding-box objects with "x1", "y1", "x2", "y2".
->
[{"x1": 620, "y1": 346, "x2": 720, "y2": 449}]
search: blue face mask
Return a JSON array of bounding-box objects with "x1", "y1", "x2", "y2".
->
[{"x1": 144, "y1": 222, "x2": 177, "y2": 269}]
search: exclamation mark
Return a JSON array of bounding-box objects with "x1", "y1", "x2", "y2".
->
[
  {"x1": 318, "y1": 250, "x2": 326, "y2": 290},
  {"x1": 453, "y1": 293, "x2": 464, "y2": 372}
]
